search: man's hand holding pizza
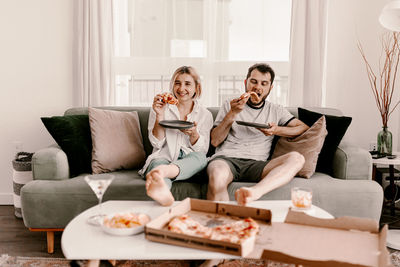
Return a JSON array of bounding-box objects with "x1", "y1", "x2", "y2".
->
[{"x1": 230, "y1": 93, "x2": 250, "y2": 115}]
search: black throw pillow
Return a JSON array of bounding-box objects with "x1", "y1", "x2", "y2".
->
[
  {"x1": 298, "y1": 108, "x2": 352, "y2": 175},
  {"x1": 41, "y1": 115, "x2": 92, "y2": 177}
]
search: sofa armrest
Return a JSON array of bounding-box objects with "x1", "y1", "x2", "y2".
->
[
  {"x1": 332, "y1": 142, "x2": 372, "y2": 180},
  {"x1": 32, "y1": 145, "x2": 70, "y2": 180}
]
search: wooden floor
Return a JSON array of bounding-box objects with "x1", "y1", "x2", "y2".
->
[
  {"x1": 0, "y1": 205, "x2": 64, "y2": 258},
  {"x1": 0, "y1": 203, "x2": 398, "y2": 258}
]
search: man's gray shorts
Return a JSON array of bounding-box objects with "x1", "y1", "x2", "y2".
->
[{"x1": 209, "y1": 156, "x2": 269, "y2": 182}]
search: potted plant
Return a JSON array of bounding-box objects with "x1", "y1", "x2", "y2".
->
[{"x1": 358, "y1": 32, "x2": 400, "y2": 156}]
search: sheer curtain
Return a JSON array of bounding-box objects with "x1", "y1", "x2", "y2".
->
[
  {"x1": 73, "y1": 0, "x2": 115, "y2": 107},
  {"x1": 288, "y1": 0, "x2": 328, "y2": 107},
  {"x1": 112, "y1": 0, "x2": 291, "y2": 107}
]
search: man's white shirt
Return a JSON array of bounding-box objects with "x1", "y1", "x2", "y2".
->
[{"x1": 212, "y1": 100, "x2": 294, "y2": 161}]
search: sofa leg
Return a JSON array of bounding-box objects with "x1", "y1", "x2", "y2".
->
[
  {"x1": 47, "y1": 231, "x2": 54, "y2": 253},
  {"x1": 29, "y1": 228, "x2": 64, "y2": 254}
]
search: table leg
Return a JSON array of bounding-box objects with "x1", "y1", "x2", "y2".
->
[
  {"x1": 390, "y1": 164, "x2": 396, "y2": 216},
  {"x1": 372, "y1": 164, "x2": 377, "y2": 181}
]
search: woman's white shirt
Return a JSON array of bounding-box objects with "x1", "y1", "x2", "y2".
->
[{"x1": 139, "y1": 100, "x2": 213, "y2": 176}]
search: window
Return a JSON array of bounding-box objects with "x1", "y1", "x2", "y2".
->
[{"x1": 113, "y1": 0, "x2": 292, "y2": 107}]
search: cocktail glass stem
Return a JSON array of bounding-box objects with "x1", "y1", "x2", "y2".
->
[
  {"x1": 84, "y1": 174, "x2": 114, "y2": 226},
  {"x1": 98, "y1": 194, "x2": 103, "y2": 216}
]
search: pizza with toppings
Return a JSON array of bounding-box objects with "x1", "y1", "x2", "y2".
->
[
  {"x1": 167, "y1": 214, "x2": 259, "y2": 244},
  {"x1": 161, "y1": 92, "x2": 179, "y2": 105},
  {"x1": 239, "y1": 92, "x2": 261, "y2": 103}
]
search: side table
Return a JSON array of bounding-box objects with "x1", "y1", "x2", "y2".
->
[{"x1": 372, "y1": 152, "x2": 400, "y2": 216}]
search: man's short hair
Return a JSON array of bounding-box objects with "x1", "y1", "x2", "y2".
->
[{"x1": 246, "y1": 63, "x2": 275, "y2": 84}]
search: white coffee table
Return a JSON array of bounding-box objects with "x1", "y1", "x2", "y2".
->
[{"x1": 61, "y1": 200, "x2": 333, "y2": 260}]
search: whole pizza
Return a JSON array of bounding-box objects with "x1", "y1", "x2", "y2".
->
[{"x1": 168, "y1": 214, "x2": 259, "y2": 244}]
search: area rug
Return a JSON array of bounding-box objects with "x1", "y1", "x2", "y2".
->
[
  {"x1": 0, "y1": 255, "x2": 294, "y2": 267},
  {"x1": 1, "y1": 253, "x2": 400, "y2": 267}
]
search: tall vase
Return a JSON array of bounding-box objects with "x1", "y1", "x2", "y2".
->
[{"x1": 377, "y1": 126, "x2": 393, "y2": 156}]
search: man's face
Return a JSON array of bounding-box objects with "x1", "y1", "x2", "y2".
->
[{"x1": 245, "y1": 69, "x2": 273, "y2": 106}]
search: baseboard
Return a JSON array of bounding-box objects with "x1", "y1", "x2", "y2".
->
[{"x1": 0, "y1": 193, "x2": 13, "y2": 205}]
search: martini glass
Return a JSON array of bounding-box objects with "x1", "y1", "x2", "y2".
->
[{"x1": 84, "y1": 174, "x2": 115, "y2": 226}]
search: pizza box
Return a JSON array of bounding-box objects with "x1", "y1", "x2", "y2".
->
[
  {"x1": 144, "y1": 198, "x2": 272, "y2": 257},
  {"x1": 145, "y1": 198, "x2": 392, "y2": 266},
  {"x1": 248, "y1": 209, "x2": 392, "y2": 267}
]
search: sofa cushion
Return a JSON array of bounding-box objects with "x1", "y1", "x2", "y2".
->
[
  {"x1": 41, "y1": 115, "x2": 92, "y2": 177},
  {"x1": 271, "y1": 116, "x2": 327, "y2": 178},
  {"x1": 298, "y1": 108, "x2": 352, "y2": 175},
  {"x1": 89, "y1": 108, "x2": 146, "y2": 174}
]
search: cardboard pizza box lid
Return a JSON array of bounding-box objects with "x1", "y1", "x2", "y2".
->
[{"x1": 248, "y1": 209, "x2": 392, "y2": 267}]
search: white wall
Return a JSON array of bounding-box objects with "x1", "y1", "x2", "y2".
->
[
  {"x1": 325, "y1": 0, "x2": 400, "y2": 151},
  {"x1": 0, "y1": 0, "x2": 73, "y2": 204},
  {"x1": 0, "y1": 0, "x2": 397, "y2": 204}
]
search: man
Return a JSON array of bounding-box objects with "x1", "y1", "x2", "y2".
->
[{"x1": 207, "y1": 63, "x2": 309, "y2": 205}]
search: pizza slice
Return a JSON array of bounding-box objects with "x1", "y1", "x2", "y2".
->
[
  {"x1": 168, "y1": 214, "x2": 211, "y2": 238},
  {"x1": 161, "y1": 92, "x2": 179, "y2": 105},
  {"x1": 210, "y1": 218, "x2": 259, "y2": 244},
  {"x1": 239, "y1": 92, "x2": 261, "y2": 103},
  {"x1": 249, "y1": 92, "x2": 261, "y2": 103}
]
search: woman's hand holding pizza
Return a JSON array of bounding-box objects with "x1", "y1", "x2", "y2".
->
[{"x1": 152, "y1": 94, "x2": 167, "y2": 119}]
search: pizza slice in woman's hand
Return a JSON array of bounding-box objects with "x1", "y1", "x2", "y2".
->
[{"x1": 161, "y1": 92, "x2": 179, "y2": 105}]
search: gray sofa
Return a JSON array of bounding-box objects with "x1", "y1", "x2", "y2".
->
[{"x1": 21, "y1": 106, "x2": 383, "y2": 253}]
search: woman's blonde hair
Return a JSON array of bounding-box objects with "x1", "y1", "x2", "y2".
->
[{"x1": 169, "y1": 66, "x2": 202, "y2": 99}]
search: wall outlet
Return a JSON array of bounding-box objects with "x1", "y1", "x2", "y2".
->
[{"x1": 369, "y1": 142, "x2": 377, "y2": 151}]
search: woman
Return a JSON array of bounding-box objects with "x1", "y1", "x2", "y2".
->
[{"x1": 139, "y1": 66, "x2": 213, "y2": 206}]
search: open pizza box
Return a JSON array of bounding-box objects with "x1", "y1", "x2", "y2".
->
[
  {"x1": 145, "y1": 197, "x2": 272, "y2": 256},
  {"x1": 145, "y1": 198, "x2": 392, "y2": 266},
  {"x1": 249, "y1": 209, "x2": 392, "y2": 267}
]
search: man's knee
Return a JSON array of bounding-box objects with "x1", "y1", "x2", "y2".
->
[
  {"x1": 287, "y1": 151, "x2": 305, "y2": 166},
  {"x1": 207, "y1": 160, "x2": 231, "y2": 189}
]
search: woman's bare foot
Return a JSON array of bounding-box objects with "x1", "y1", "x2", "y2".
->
[
  {"x1": 234, "y1": 187, "x2": 259, "y2": 206},
  {"x1": 146, "y1": 168, "x2": 174, "y2": 206}
]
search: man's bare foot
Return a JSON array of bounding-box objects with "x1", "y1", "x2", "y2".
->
[
  {"x1": 146, "y1": 169, "x2": 174, "y2": 206},
  {"x1": 234, "y1": 187, "x2": 259, "y2": 205}
]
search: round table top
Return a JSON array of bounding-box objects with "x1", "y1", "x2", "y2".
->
[{"x1": 61, "y1": 200, "x2": 333, "y2": 260}]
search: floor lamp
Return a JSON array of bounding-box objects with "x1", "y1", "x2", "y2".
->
[{"x1": 379, "y1": 0, "x2": 400, "y2": 251}]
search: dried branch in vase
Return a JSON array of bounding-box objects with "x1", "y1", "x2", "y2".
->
[{"x1": 358, "y1": 32, "x2": 400, "y2": 128}]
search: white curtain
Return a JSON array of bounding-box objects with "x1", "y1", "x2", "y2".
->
[
  {"x1": 288, "y1": 0, "x2": 328, "y2": 107},
  {"x1": 73, "y1": 0, "x2": 115, "y2": 107}
]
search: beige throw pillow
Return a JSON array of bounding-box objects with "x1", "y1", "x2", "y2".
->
[
  {"x1": 89, "y1": 108, "x2": 146, "y2": 174},
  {"x1": 271, "y1": 116, "x2": 327, "y2": 178}
]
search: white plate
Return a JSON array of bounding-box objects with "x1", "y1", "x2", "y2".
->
[
  {"x1": 387, "y1": 229, "x2": 400, "y2": 250},
  {"x1": 101, "y1": 212, "x2": 151, "y2": 236}
]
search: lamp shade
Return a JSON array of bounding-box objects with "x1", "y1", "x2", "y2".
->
[{"x1": 380, "y1": 1, "x2": 400, "y2": 31}]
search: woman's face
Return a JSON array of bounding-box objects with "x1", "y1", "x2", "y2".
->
[{"x1": 173, "y1": 73, "x2": 197, "y2": 102}]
